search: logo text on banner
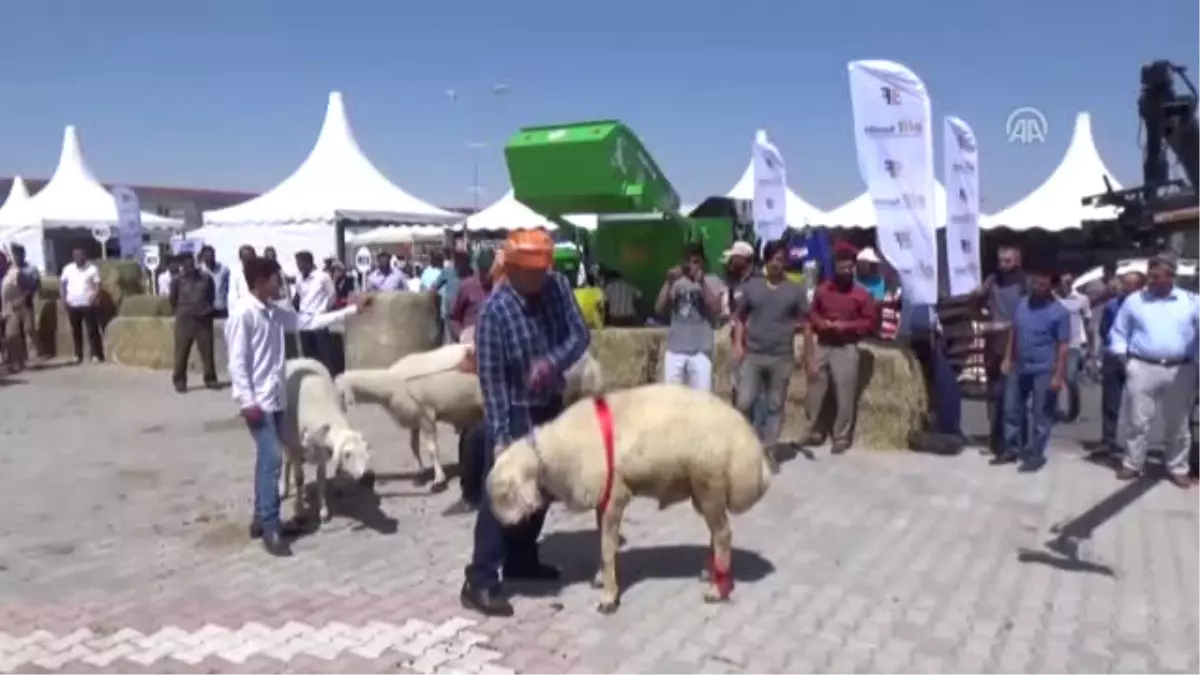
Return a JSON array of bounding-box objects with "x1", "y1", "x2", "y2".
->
[
  {"x1": 1005, "y1": 106, "x2": 1048, "y2": 144},
  {"x1": 943, "y1": 116, "x2": 982, "y2": 295},
  {"x1": 848, "y1": 60, "x2": 939, "y2": 305},
  {"x1": 110, "y1": 186, "x2": 144, "y2": 264},
  {"x1": 751, "y1": 130, "x2": 788, "y2": 244}
]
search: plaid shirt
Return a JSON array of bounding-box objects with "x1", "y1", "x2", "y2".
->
[{"x1": 476, "y1": 271, "x2": 591, "y2": 447}]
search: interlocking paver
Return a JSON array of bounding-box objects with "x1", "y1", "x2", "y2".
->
[{"x1": 0, "y1": 365, "x2": 1197, "y2": 673}]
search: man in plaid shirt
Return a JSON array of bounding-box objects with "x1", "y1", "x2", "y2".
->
[{"x1": 462, "y1": 229, "x2": 591, "y2": 618}]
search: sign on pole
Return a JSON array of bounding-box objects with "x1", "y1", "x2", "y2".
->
[
  {"x1": 142, "y1": 245, "x2": 161, "y2": 272},
  {"x1": 353, "y1": 246, "x2": 373, "y2": 273},
  {"x1": 91, "y1": 225, "x2": 112, "y2": 259},
  {"x1": 111, "y1": 186, "x2": 144, "y2": 263}
]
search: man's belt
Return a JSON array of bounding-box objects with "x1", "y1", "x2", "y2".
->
[{"x1": 1129, "y1": 354, "x2": 1193, "y2": 367}]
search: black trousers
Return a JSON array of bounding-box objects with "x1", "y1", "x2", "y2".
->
[
  {"x1": 173, "y1": 314, "x2": 217, "y2": 387},
  {"x1": 458, "y1": 424, "x2": 486, "y2": 505},
  {"x1": 66, "y1": 306, "x2": 104, "y2": 362},
  {"x1": 298, "y1": 329, "x2": 340, "y2": 376}
]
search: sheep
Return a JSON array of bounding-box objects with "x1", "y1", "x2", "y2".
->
[
  {"x1": 335, "y1": 342, "x2": 604, "y2": 493},
  {"x1": 487, "y1": 383, "x2": 775, "y2": 614},
  {"x1": 280, "y1": 358, "x2": 375, "y2": 523},
  {"x1": 335, "y1": 344, "x2": 483, "y2": 492},
  {"x1": 459, "y1": 325, "x2": 604, "y2": 404}
]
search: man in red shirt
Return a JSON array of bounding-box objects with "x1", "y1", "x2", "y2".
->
[{"x1": 801, "y1": 245, "x2": 877, "y2": 453}]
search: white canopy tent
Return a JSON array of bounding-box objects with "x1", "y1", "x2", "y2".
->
[
  {"x1": 0, "y1": 126, "x2": 182, "y2": 271},
  {"x1": 195, "y1": 91, "x2": 461, "y2": 276},
  {"x1": 724, "y1": 157, "x2": 827, "y2": 227},
  {"x1": 984, "y1": 112, "x2": 1121, "y2": 231},
  {"x1": 0, "y1": 176, "x2": 31, "y2": 229},
  {"x1": 346, "y1": 225, "x2": 447, "y2": 246},
  {"x1": 462, "y1": 189, "x2": 598, "y2": 232},
  {"x1": 821, "y1": 181, "x2": 963, "y2": 229}
]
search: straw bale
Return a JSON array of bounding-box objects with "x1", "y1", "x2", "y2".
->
[
  {"x1": 32, "y1": 298, "x2": 73, "y2": 358},
  {"x1": 104, "y1": 317, "x2": 229, "y2": 374},
  {"x1": 588, "y1": 328, "x2": 664, "y2": 390},
  {"x1": 119, "y1": 294, "x2": 173, "y2": 317},
  {"x1": 344, "y1": 291, "x2": 440, "y2": 369}
]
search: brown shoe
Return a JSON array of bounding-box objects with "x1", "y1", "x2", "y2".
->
[
  {"x1": 1115, "y1": 467, "x2": 1139, "y2": 481},
  {"x1": 1168, "y1": 474, "x2": 1192, "y2": 489}
]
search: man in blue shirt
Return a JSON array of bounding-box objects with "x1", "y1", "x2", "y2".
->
[
  {"x1": 463, "y1": 229, "x2": 590, "y2": 618},
  {"x1": 1108, "y1": 254, "x2": 1199, "y2": 486},
  {"x1": 995, "y1": 266, "x2": 1069, "y2": 472},
  {"x1": 1096, "y1": 271, "x2": 1146, "y2": 459},
  {"x1": 977, "y1": 245, "x2": 1029, "y2": 455}
]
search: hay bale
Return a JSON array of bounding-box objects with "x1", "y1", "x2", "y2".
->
[
  {"x1": 119, "y1": 294, "x2": 173, "y2": 317},
  {"x1": 344, "y1": 291, "x2": 440, "y2": 369},
  {"x1": 38, "y1": 276, "x2": 60, "y2": 301},
  {"x1": 104, "y1": 317, "x2": 229, "y2": 374},
  {"x1": 96, "y1": 260, "x2": 145, "y2": 307},
  {"x1": 31, "y1": 298, "x2": 73, "y2": 358},
  {"x1": 589, "y1": 328, "x2": 665, "y2": 389}
]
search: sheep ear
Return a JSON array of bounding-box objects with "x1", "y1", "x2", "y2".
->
[{"x1": 302, "y1": 423, "x2": 332, "y2": 450}]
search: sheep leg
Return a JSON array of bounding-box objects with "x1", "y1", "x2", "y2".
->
[
  {"x1": 421, "y1": 417, "x2": 448, "y2": 492},
  {"x1": 595, "y1": 502, "x2": 626, "y2": 614},
  {"x1": 291, "y1": 459, "x2": 306, "y2": 523},
  {"x1": 699, "y1": 504, "x2": 734, "y2": 603},
  {"x1": 408, "y1": 427, "x2": 427, "y2": 478},
  {"x1": 315, "y1": 461, "x2": 330, "y2": 523}
]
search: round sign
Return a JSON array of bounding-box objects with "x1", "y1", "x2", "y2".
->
[
  {"x1": 353, "y1": 246, "x2": 373, "y2": 273},
  {"x1": 144, "y1": 252, "x2": 160, "y2": 270},
  {"x1": 91, "y1": 225, "x2": 112, "y2": 242}
]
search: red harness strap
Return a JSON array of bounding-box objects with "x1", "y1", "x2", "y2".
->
[{"x1": 593, "y1": 396, "x2": 617, "y2": 515}]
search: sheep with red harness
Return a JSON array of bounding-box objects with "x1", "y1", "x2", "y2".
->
[{"x1": 486, "y1": 383, "x2": 776, "y2": 613}]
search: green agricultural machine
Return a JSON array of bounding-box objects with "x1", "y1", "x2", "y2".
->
[{"x1": 504, "y1": 120, "x2": 733, "y2": 311}]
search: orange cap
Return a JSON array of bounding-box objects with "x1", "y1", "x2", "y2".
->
[{"x1": 503, "y1": 229, "x2": 554, "y2": 271}]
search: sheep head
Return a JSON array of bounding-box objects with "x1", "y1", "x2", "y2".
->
[
  {"x1": 330, "y1": 427, "x2": 375, "y2": 490},
  {"x1": 300, "y1": 423, "x2": 335, "y2": 465},
  {"x1": 486, "y1": 438, "x2": 544, "y2": 526}
]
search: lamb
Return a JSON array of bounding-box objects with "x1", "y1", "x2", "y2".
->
[
  {"x1": 335, "y1": 344, "x2": 483, "y2": 492},
  {"x1": 335, "y1": 342, "x2": 605, "y2": 493},
  {"x1": 280, "y1": 358, "x2": 375, "y2": 523},
  {"x1": 487, "y1": 383, "x2": 775, "y2": 614}
]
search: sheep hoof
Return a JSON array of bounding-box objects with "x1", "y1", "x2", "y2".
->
[
  {"x1": 430, "y1": 480, "x2": 449, "y2": 494},
  {"x1": 703, "y1": 588, "x2": 732, "y2": 604},
  {"x1": 590, "y1": 572, "x2": 604, "y2": 589},
  {"x1": 596, "y1": 599, "x2": 620, "y2": 614}
]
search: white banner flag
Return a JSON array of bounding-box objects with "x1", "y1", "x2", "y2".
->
[
  {"x1": 848, "y1": 60, "x2": 939, "y2": 305},
  {"x1": 111, "y1": 185, "x2": 143, "y2": 264},
  {"x1": 943, "y1": 116, "x2": 982, "y2": 296},
  {"x1": 751, "y1": 130, "x2": 788, "y2": 244}
]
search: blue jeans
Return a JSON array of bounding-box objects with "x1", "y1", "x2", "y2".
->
[
  {"x1": 1003, "y1": 371, "x2": 1057, "y2": 459},
  {"x1": 1100, "y1": 354, "x2": 1126, "y2": 450},
  {"x1": 465, "y1": 399, "x2": 562, "y2": 590},
  {"x1": 1059, "y1": 347, "x2": 1083, "y2": 421},
  {"x1": 249, "y1": 411, "x2": 286, "y2": 534}
]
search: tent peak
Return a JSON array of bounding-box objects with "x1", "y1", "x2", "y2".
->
[
  {"x1": 3, "y1": 175, "x2": 29, "y2": 204},
  {"x1": 51, "y1": 125, "x2": 101, "y2": 187}
]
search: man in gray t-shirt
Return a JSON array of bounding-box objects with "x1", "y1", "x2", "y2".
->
[
  {"x1": 657, "y1": 244, "x2": 723, "y2": 391},
  {"x1": 732, "y1": 241, "x2": 805, "y2": 445}
]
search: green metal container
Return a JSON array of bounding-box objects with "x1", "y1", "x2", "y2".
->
[{"x1": 504, "y1": 120, "x2": 681, "y2": 218}]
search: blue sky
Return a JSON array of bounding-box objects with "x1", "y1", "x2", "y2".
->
[{"x1": 0, "y1": 0, "x2": 1195, "y2": 212}]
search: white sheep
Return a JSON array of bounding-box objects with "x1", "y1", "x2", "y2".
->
[
  {"x1": 335, "y1": 343, "x2": 605, "y2": 493},
  {"x1": 335, "y1": 344, "x2": 483, "y2": 492},
  {"x1": 280, "y1": 358, "x2": 375, "y2": 523},
  {"x1": 487, "y1": 383, "x2": 775, "y2": 614}
]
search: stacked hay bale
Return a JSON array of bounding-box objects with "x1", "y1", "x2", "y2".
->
[
  {"x1": 32, "y1": 260, "x2": 144, "y2": 358},
  {"x1": 343, "y1": 291, "x2": 441, "y2": 369},
  {"x1": 587, "y1": 327, "x2": 928, "y2": 450},
  {"x1": 104, "y1": 317, "x2": 230, "y2": 373}
]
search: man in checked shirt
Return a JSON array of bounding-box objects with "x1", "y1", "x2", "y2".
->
[{"x1": 461, "y1": 229, "x2": 591, "y2": 618}]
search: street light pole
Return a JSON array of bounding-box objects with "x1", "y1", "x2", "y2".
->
[{"x1": 444, "y1": 84, "x2": 510, "y2": 213}]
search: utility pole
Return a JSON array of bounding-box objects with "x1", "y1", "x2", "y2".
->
[{"x1": 444, "y1": 84, "x2": 510, "y2": 213}]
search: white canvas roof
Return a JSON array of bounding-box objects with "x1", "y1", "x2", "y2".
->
[
  {"x1": 985, "y1": 112, "x2": 1121, "y2": 231},
  {"x1": 347, "y1": 225, "x2": 448, "y2": 245},
  {"x1": 822, "y1": 181, "x2": 965, "y2": 229},
  {"x1": 4, "y1": 126, "x2": 181, "y2": 231},
  {"x1": 463, "y1": 189, "x2": 597, "y2": 232},
  {"x1": 203, "y1": 91, "x2": 460, "y2": 227},
  {"x1": 0, "y1": 176, "x2": 31, "y2": 229}
]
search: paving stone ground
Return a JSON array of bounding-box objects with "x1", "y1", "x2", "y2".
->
[{"x1": 0, "y1": 364, "x2": 1196, "y2": 673}]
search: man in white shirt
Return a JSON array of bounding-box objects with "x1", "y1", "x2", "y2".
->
[
  {"x1": 293, "y1": 250, "x2": 339, "y2": 375},
  {"x1": 601, "y1": 269, "x2": 642, "y2": 326},
  {"x1": 198, "y1": 245, "x2": 232, "y2": 318},
  {"x1": 227, "y1": 245, "x2": 257, "y2": 310},
  {"x1": 60, "y1": 248, "x2": 104, "y2": 364},
  {"x1": 1056, "y1": 273, "x2": 1092, "y2": 422},
  {"x1": 225, "y1": 256, "x2": 372, "y2": 557}
]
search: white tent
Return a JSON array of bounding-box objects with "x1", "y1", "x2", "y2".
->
[
  {"x1": 0, "y1": 126, "x2": 182, "y2": 271},
  {"x1": 984, "y1": 112, "x2": 1121, "y2": 231},
  {"x1": 822, "y1": 181, "x2": 963, "y2": 229},
  {"x1": 346, "y1": 225, "x2": 447, "y2": 246},
  {"x1": 725, "y1": 157, "x2": 827, "y2": 227},
  {"x1": 201, "y1": 91, "x2": 459, "y2": 228},
  {"x1": 0, "y1": 176, "x2": 31, "y2": 228},
  {"x1": 463, "y1": 189, "x2": 597, "y2": 232}
]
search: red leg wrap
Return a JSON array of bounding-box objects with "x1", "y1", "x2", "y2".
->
[{"x1": 709, "y1": 554, "x2": 734, "y2": 598}]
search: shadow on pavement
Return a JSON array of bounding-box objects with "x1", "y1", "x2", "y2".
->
[
  {"x1": 1016, "y1": 473, "x2": 1160, "y2": 577},
  {"x1": 297, "y1": 478, "x2": 399, "y2": 535},
  {"x1": 525, "y1": 529, "x2": 775, "y2": 597}
]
